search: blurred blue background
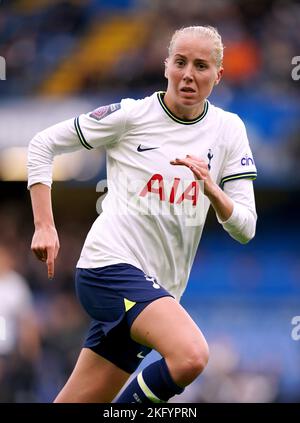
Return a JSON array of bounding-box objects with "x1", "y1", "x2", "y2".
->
[{"x1": 0, "y1": 0, "x2": 299, "y2": 403}]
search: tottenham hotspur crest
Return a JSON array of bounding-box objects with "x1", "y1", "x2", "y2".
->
[{"x1": 207, "y1": 149, "x2": 213, "y2": 170}]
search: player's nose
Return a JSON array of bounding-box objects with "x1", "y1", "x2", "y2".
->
[{"x1": 183, "y1": 64, "x2": 194, "y2": 81}]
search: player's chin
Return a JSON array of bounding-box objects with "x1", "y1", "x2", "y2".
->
[
  {"x1": 179, "y1": 91, "x2": 197, "y2": 100},
  {"x1": 179, "y1": 97, "x2": 201, "y2": 108},
  {"x1": 178, "y1": 92, "x2": 200, "y2": 103}
]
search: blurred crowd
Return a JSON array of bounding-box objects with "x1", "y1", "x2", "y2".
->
[
  {"x1": 0, "y1": 192, "x2": 90, "y2": 402},
  {"x1": 115, "y1": 0, "x2": 300, "y2": 96},
  {"x1": 1, "y1": 0, "x2": 300, "y2": 184},
  {"x1": 0, "y1": 0, "x2": 299, "y2": 95},
  {"x1": 0, "y1": 0, "x2": 90, "y2": 96}
]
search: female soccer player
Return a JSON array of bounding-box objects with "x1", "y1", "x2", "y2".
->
[{"x1": 28, "y1": 26, "x2": 257, "y2": 403}]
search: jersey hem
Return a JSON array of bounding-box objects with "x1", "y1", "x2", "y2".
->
[{"x1": 76, "y1": 257, "x2": 144, "y2": 272}]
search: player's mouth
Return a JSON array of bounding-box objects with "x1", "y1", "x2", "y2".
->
[{"x1": 180, "y1": 87, "x2": 196, "y2": 93}]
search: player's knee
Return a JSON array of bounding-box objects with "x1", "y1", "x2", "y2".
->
[
  {"x1": 168, "y1": 340, "x2": 209, "y2": 386},
  {"x1": 181, "y1": 343, "x2": 209, "y2": 381}
]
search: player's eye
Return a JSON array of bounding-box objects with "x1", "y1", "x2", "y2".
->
[
  {"x1": 175, "y1": 60, "x2": 185, "y2": 67},
  {"x1": 196, "y1": 62, "x2": 207, "y2": 70}
]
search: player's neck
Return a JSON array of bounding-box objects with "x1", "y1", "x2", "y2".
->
[{"x1": 163, "y1": 93, "x2": 205, "y2": 121}]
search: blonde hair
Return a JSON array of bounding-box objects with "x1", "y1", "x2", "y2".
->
[{"x1": 168, "y1": 25, "x2": 224, "y2": 68}]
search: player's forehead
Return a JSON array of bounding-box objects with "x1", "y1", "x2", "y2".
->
[{"x1": 171, "y1": 34, "x2": 216, "y2": 62}]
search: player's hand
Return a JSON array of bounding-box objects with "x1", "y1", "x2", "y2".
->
[
  {"x1": 31, "y1": 225, "x2": 60, "y2": 279},
  {"x1": 170, "y1": 154, "x2": 215, "y2": 195}
]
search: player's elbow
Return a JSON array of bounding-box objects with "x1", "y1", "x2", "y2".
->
[
  {"x1": 239, "y1": 233, "x2": 254, "y2": 244},
  {"x1": 239, "y1": 212, "x2": 257, "y2": 244},
  {"x1": 237, "y1": 225, "x2": 256, "y2": 244}
]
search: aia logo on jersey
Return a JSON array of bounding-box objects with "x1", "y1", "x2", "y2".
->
[
  {"x1": 96, "y1": 173, "x2": 205, "y2": 226},
  {"x1": 89, "y1": 103, "x2": 120, "y2": 121},
  {"x1": 241, "y1": 154, "x2": 254, "y2": 166},
  {"x1": 140, "y1": 174, "x2": 200, "y2": 206}
]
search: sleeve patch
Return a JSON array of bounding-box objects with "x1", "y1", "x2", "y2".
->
[{"x1": 89, "y1": 103, "x2": 121, "y2": 121}]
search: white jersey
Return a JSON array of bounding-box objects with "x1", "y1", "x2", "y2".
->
[{"x1": 28, "y1": 92, "x2": 257, "y2": 300}]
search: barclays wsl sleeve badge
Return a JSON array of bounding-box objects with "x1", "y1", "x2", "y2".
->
[{"x1": 89, "y1": 103, "x2": 121, "y2": 121}]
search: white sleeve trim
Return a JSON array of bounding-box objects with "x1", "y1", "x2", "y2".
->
[{"x1": 217, "y1": 178, "x2": 257, "y2": 244}]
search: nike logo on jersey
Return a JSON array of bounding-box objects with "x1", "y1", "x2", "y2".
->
[
  {"x1": 137, "y1": 144, "x2": 159, "y2": 152},
  {"x1": 137, "y1": 351, "x2": 145, "y2": 359}
]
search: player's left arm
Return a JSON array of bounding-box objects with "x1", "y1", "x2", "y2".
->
[
  {"x1": 220, "y1": 177, "x2": 257, "y2": 243},
  {"x1": 171, "y1": 155, "x2": 257, "y2": 243}
]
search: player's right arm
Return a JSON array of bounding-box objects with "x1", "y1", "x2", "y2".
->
[
  {"x1": 28, "y1": 117, "x2": 87, "y2": 279},
  {"x1": 27, "y1": 103, "x2": 127, "y2": 278},
  {"x1": 30, "y1": 183, "x2": 59, "y2": 279}
]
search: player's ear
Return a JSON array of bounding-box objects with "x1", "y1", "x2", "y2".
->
[
  {"x1": 215, "y1": 66, "x2": 224, "y2": 85},
  {"x1": 164, "y1": 58, "x2": 169, "y2": 79}
]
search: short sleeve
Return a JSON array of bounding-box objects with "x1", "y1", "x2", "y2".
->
[
  {"x1": 74, "y1": 101, "x2": 127, "y2": 150},
  {"x1": 220, "y1": 115, "x2": 257, "y2": 188}
]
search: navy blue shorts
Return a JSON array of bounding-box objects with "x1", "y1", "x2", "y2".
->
[{"x1": 75, "y1": 263, "x2": 173, "y2": 374}]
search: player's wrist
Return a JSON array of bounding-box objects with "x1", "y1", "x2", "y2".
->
[
  {"x1": 34, "y1": 221, "x2": 56, "y2": 231},
  {"x1": 203, "y1": 180, "x2": 219, "y2": 198}
]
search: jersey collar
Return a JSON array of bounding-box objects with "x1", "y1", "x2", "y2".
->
[{"x1": 157, "y1": 91, "x2": 209, "y2": 125}]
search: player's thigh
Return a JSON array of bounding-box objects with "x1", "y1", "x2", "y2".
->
[
  {"x1": 130, "y1": 296, "x2": 208, "y2": 360},
  {"x1": 54, "y1": 348, "x2": 130, "y2": 403}
]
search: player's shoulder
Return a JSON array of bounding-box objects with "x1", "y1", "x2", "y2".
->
[
  {"x1": 209, "y1": 102, "x2": 250, "y2": 153},
  {"x1": 209, "y1": 101, "x2": 245, "y2": 130},
  {"x1": 119, "y1": 93, "x2": 157, "y2": 127},
  {"x1": 120, "y1": 92, "x2": 156, "y2": 114},
  {"x1": 84, "y1": 94, "x2": 154, "y2": 127}
]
